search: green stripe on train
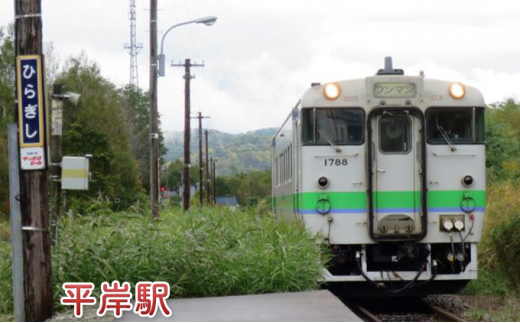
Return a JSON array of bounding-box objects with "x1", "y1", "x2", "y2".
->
[{"x1": 274, "y1": 190, "x2": 486, "y2": 210}]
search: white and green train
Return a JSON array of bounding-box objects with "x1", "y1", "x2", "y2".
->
[{"x1": 272, "y1": 58, "x2": 485, "y2": 295}]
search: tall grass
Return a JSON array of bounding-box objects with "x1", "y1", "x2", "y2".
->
[
  {"x1": 478, "y1": 181, "x2": 520, "y2": 269},
  {"x1": 0, "y1": 207, "x2": 326, "y2": 316},
  {"x1": 467, "y1": 180, "x2": 520, "y2": 294},
  {"x1": 0, "y1": 240, "x2": 12, "y2": 316}
]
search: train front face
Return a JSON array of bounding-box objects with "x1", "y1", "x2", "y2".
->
[{"x1": 297, "y1": 70, "x2": 486, "y2": 295}]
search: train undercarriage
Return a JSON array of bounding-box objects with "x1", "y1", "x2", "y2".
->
[{"x1": 323, "y1": 242, "x2": 476, "y2": 297}]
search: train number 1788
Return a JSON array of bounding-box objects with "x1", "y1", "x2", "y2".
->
[{"x1": 324, "y1": 158, "x2": 348, "y2": 166}]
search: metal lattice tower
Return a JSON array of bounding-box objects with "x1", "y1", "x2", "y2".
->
[{"x1": 124, "y1": 0, "x2": 143, "y2": 88}]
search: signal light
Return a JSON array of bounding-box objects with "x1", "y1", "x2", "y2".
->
[{"x1": 161, "y1": 186, "x2": 166, "y2": 192}]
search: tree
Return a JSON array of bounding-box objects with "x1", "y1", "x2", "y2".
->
[
  {"x1": 119, "y1": 85, "x2": 166, "y2": 192},
  {"x1": 0, "y1": 25, "x2": 15, "y2": 217},
  {"x1": 55, "y1": 55, "x2": 143, "y2": 210},
  {"x1": 486, "y1": 100, "x2": 520, "y2": 182},
  {"x1": 213, "y1": 170, "x2": 271, "y2": 206}
]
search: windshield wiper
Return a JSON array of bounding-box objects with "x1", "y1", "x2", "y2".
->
[
  {"x1": 436, "y1": 121, "x2": 457, "y2": 152},
  {"x1": 318, "y1": 129, "x2": 342, "y2": 153}
]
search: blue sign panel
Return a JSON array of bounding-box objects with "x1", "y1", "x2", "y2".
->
[{"x1": 17, "y1": 55, "x2": 45, "y2": 147}]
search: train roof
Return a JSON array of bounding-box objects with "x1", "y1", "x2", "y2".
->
[{"x1": 300, "y1": 75, "x2": 486, "y2": 110}]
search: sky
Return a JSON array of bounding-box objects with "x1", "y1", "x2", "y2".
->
[{"x1": 2, "y1": 0, "x2": 520, "y2": 134}]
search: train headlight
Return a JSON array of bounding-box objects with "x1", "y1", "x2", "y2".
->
[
  {"x1": 454, "y1": 220, "x2": 465, "y2": 231},
  {"x1": 449, "y1": 82, "x2": 466, "y2": 99},
  {"x1": 323, "y1": 83, "x2": 341, "y2": 100},
  {"x1": 443, "y1": 220, "x2": 453, "y2": 231}
]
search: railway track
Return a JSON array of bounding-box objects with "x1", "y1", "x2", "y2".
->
[{"x1": 345, "y1": 298, "x2": 466, "y2": 322}]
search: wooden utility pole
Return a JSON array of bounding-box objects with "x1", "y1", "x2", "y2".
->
[
  {"x1": 172, "y1": 59, "x2": 204, "y2": 211},
  {"x1": 149, "y1": 0, "x2": 159, "y2": 218},
  {"x1": 212, "y1": 158, "x2": 217, "y2": 204},
  {"x1": 191, "y1": 112, "x2": 209, "y2": 206},
  {"x1": 14, "y1": 0, "x2": 53, "y2": 321},
  {"x1": 209, "y1": 157, "x2": 213, "y2": 204},
  {"x1": 205, "y1": 130, "x2": 210, "y2": 205},
  {"x1": 50, "y1": 84, "x2": 64, "y2": 221}
]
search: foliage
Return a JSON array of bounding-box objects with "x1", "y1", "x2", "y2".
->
[
  {"x1": 0, "y1": 241, "x2": 12, "y2": 317},
  {"x1": 0, "y1": 24, "x2": 168, "y2": 214},
  {"x1": 28, "y1": 207, "x2": 323, "y2": 313},
  {"x1": 471, "y1": 100, "x2": 520, "y2": 294},
  {"x1": 55, "y1": 55, "x2": 146, "y2": 210},
  {"x1": 213, "y1": 170, "x2": 271, "y2": 206},
  {"x1": 486, "y1": 185, "x2": 520, "y2": 289},
  {"x1": 464, "y1": 268, "x2": 510, "y2": 297},
  {"x1": 0, "y1": 207, "x2": 326, "y2": 316},
  {"x1": 485, "y1": 100, "x2": 520, "y2": 182},
  {"x1": 162, "y1": 159, "x2": 201, "y2": 195},
  {"x1": 0, "y1": 25, "x2": 15, "y2": 218},
  {"x1": 164, "y1": 128, "x2": 276, "y2": 176},
  {"x1": 119, "y1": 85, "x2": 166, "y2": 192}
]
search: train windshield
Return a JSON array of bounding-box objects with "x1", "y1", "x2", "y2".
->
[
  {"x1": 426, "y1": 107, "x2": 485, "y2": 144},
  {"x1": 302, "y1": 108, "x2": 364, "y2": 145}
]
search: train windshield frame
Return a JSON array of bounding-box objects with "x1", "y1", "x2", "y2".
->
[
  {"x1": 426, "y1": 107, "x2": 485, "y2": 145},
  {"x1": 301, "y1": 108, "x2": 365, "y2": 145}
]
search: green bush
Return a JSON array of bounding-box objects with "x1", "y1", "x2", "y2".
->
[
  {"x1": 488, "y1": 206, "x2": 520, "y2": 289},
  {"x1": 474, "y1": 181, "x2": 520, "y2": 293},
  {"x1": 464, "y1": 268, "x2": 510, "y2": 297},
  {"x1": 0, "y1": 241, "x2": 12, "y2": 316},
  {"x1": 0, "y1": 207, "x2": 328, "y2": 316}
]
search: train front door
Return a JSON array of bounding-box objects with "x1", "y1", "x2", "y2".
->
[{"x1": 370, "y1": 111, "x2": 425, "y2": 240}]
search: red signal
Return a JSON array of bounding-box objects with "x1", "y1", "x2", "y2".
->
[{"x1": 161, "y1": 186, "x2": 166, "y2": 192}]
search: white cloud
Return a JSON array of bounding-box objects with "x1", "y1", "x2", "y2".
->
[{"x1": 2, "y1": 0, "x2": 520, "y2": 134}]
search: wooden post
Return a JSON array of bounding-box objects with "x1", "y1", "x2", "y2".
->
[
  {"x1": 198, "y1": 112, "x2": 203, "y2": 206},
  {"x1": 212, "y1": 159, "x2": 217, "y2": 204},
  {"x1": 205, "y1": 130, "x2": 210, "y2": 205},
  {"x1": 149, "y1": 0, "x2": 159, "y2": 218},
  {"x1": 190, "y1": 112, "x2": 210, "y2": 207},
  {"x1": 14, "y1": 0, "x2": 53, "y2": 320},
  {"x1": 172, "y1": 59, "x2": 204, "y2": 211},
  {"x1": 50, "y1": 84, "x2": 64, "y2": 220},
  {"x1": 182, "y1": 59, "x2": 191, "y2": 211}
]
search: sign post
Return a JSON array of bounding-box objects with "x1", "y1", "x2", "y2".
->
[
  {"x1": 7, "y1": 124, "x2": 25, "y2": 322},
  {"x1": 17, "y1": 55, "x2": 47, "y2": 170},
  {"x1": 15, "y1": 1, "x2": 53, "y2": 320}
]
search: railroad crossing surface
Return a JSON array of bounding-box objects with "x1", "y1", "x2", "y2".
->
[{"x1": 116, "y1": 290, "x2": 362, "y2": 322}]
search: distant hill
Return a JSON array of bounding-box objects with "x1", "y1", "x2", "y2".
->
[{"x1": 163, "y1": 128, "x2": 277, "y2": 176}]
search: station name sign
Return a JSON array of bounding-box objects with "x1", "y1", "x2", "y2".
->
[{"x1": 16, "y1": 55, "x2": 46, "y2": 170}]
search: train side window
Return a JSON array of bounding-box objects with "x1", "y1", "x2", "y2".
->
[
  {"x1": 379, "y1": 116, "x2": 411, "y2": 154},
  {"x1": 281, "y1": 152, "x2": 284, "y2": 184},
  {"x1": 274, "y1": 157, "x2": 278, "y2": 186},
  {"x1": 302, "y1": 109, "x2": 314, "y2": 144},
  {"x1": 289, "y1": 144, "x2": 292, "y2": 181},
  {"x1": 426, "y1": 107, "x2": 485, "y2": 144},
  {"x1": 302, "y1": 108, "x2": 364, "y2": 145},
  {"x1": 284, "y1": 149, "x2": 287, "y2": 183},
  {"x1": 282, "y1": 151, "x2": 285, "y2": 184}
]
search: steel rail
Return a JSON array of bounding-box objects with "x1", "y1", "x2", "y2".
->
[
  {"x1": 427, "y1": 303, "x2": 465, "y2": 322},
  {"x1": 354, "y1": 304, "x2": 382, "y2": 322}
]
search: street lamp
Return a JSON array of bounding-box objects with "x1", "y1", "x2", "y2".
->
[{"x1": 158, "y1": 16, "x2": 217, "y2": 76}]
